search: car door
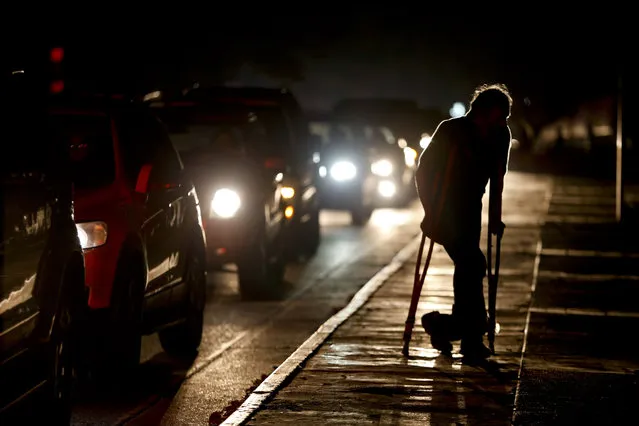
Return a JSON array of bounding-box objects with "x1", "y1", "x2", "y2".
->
[
  {"x1": 145, "y1": 115, "x2": 189, "y2": 291},
  {"x1": 117, "y1": 112, "x2": 173, "y2": 313},
  {"x1": 0, "y1": 110, "x2": 56, "y2": 411}
]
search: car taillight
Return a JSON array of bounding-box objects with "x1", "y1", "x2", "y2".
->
[{"x1": 264, "y1": 157, "x2": 284, "y2": 169}]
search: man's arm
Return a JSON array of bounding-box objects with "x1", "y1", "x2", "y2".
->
[
  {"x1": 415, "y1": 120, "x2": 451, "y2": 209},
  {"x1": 488, "y1": 126, "x2": 512, "y2": 235}
]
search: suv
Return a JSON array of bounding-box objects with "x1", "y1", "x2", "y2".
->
[
  {"x1": 51, "y1": 95, "x2": 207, "y2": 373},
  {"x1": 0, "y1": 75, "x2": 85, "y2": 422},
  {"x1": 166, "y1": 87, "x2": 321, "y2": 258},
  {"x1": 149, "y1": 99, "x2": 290, "y2": 300}
]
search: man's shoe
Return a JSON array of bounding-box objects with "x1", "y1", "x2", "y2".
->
[
  {"x1": 422, "y1": 312, "x2": 453, "y2": 354},
  {"x1": 430, "y1": 335, "x2": 453, "y2": 354},
  {"x1": 460, "y1": 339, "x2": 491, "y2": 359}
]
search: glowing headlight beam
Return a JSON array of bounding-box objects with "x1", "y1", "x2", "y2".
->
[
  {"x1": 330, "y1": 161, "x2": 357, "y2": 181},
  {"x1": 371, "y1": 159, "x2": 393, "y2": 177},
  {"x1": 211, "y1": 188, "x2": 241, "y2": 218}
]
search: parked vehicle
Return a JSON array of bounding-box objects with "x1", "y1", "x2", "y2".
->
[
  {"x1": 0, "y1": 74, "x2": 85, "y2": 424},
  {"x1": 52, "y1": 94, "x2": 207, "y2": 375}
]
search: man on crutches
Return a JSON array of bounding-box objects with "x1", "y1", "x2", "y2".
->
[{"x1": 412, "y1": 83, "x2": 512, "y2": 359}]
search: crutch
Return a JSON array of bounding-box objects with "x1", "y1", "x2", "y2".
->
[
  {"x1": 401, "y1": 145, "x2": 457, "y2": 356},
  {"x1": 402, "y1": 234, "x2": 434, "y2": 356},
  {"x1": 487, "y1": 221, "x2": 503, "y2": 355}
]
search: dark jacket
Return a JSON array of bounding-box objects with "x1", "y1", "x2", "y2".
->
[{"x1": 415, "y1": 115, "x2": 511, "y2": 244}]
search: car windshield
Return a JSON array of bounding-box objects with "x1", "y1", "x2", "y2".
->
[
  {"x1": 163, "y1": 110, "x2": 244, "y2": 154},
  {"x1": 250, "y1": 107, "x2": 290, "y2": 156},
  {"x1": 158, "y1": 107, "x2": 273, "y2": 163},
  {"x1": 187, "y1": 96, "x2": 292, "y2": 156},
  {"x1": 51, "y1": 113, "x2": 116, "y2": 189}
]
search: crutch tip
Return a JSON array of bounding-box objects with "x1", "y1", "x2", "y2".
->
[{"x1": 401, "y1": 341, "x2": 410, "y2": 356}]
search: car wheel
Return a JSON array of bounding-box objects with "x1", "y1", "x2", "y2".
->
[
  {"x1": 46, "y1": 262, "x2": 83, "y2": 425},
  {"x1": 159, "y1": 251, "x2": 205, "y2": 357},
  {"x1": 301, "y1": 209, "x2": 321, "y2": 256},
  {"x1": 350, "y1": 206, "x2": 373, "y2": 225},
  {"x1": 237, "y1": 228, "x2": 283, "y2": 300},
  {"x1": 98, "y1": 258, "x2": 144, "y2": 379}
]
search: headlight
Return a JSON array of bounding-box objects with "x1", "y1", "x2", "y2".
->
[
  {"x1": 403, "y1": 147, "x2": 418, "y2": 167},
  {"x1": 377, "y1": 180, "x2": 396, "y2": 198},
  {"x1": 76, "y1": 221, "x2": 108, "y2": 250},
  {"x1": 330, "y1": 161, "x2": 357, "y2": 181},
  {"x1": 420, "y1": 134, "x2": 432, "y2": 149},
  {"x1": 371, "y1": 159, "x2": 393, "y2": 177},
  {"x1": 211, "y1": 188, "x2": 241, "y2": 218},
  {"x1": 280, "y1": 186, "x2": 295, "y2": 199}
]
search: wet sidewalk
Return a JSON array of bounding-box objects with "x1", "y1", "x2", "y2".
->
[
  {"x1": 513, "y1": 177, "x2": 639, "y2": 425},
  {"x1": 224, "y1": 172, "x2": 639, "y2": 425}
]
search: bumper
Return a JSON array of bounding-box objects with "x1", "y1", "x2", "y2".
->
[
  {"x1": 83, "y1": 228, "x2": 126, "y2": 310},
  {"x1": 318, "y1": 179, "x2": 365, "y2": 210},
  {"x1": 318, "y1": 176, "x2": 405, "y2": 209},
  {"x1": 204, "y1": 215, "x2": 261, "y2": 266}
]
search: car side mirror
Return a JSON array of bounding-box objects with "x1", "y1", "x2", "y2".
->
[
  {"x1": 136, "y1": 163, "x2": 181, "y2": 193},
  {"x1": 135, "y1": 164, "x2": 153, "y2": 193}
]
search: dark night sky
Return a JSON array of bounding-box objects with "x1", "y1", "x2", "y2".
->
[
  {"x1": 3, "y1": 9, "x2": 631, "y2": 115},
  {"x1": 224, "y1": 11, "x2": 625, "y2": 114}
]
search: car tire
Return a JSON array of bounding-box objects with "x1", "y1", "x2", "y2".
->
[
  {"x1": 237, "y1": 228, "x2": 283, "y2": 300},
  {"x1": 46, "y1": 261, "x2": 84, "y2": 425},
  {"x1": 159, "y1": 250, "x2": 206, "y2": 357},
  {"x1": 301, "y1": 209, "x2": 321, "y2": 256},
  {"x1": 98, "y1": 257, "x2": 144, "y2": 379},
  {"x1": 350, "y1": 206, "x2": 373, "y2": 226}
]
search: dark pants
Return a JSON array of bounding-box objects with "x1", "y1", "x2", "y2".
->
[{"x1": 441, "y1": 209, "x2": 487, "y2": 341}]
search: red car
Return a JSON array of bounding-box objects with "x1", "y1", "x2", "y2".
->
[{"x1": 52, "y1": 95, "x2": 207, "y2": 373}]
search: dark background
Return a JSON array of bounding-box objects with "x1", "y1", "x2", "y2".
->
[{"x1": 1, "y1": 8, "x2": 634, "y2": 123}]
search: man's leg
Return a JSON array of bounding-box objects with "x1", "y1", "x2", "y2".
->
[{"x1": 444, "y1": 240, "x2": 490, "y2": 356}]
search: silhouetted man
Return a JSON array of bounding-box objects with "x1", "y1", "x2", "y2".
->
[{"x1": 416, "y1": 84, "x2": 512, "y2": 358}]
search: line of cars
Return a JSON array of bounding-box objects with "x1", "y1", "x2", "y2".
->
[
  {"x1": 1, "y1": 72, "x2": 416, "y2": 422},
  {"x1": 309, "y1": 120, "x2": 418, "y2": 224},
  {"x1": 0, "y1": 78, "x2": 320, "y2": 422},
  {"x1": 145, "y1": 86, "x2": 321, "y2": 299}
]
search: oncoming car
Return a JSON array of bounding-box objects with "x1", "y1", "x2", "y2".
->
[
  {"x1": 314, "y1": 121, "x2": 415, "y2": 224},
  {"x1": 150, "y1": 99, "x2": 291, "y2": 300}
]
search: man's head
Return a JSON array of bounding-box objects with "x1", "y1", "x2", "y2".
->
[{"x1": 468, "y1": 83, "x2": 512, "y2": 134}]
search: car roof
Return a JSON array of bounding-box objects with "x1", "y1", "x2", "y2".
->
[
  {"x1": 50, "y1": 93, "x2": 149, "y2": 116},
  {"x1": 148, "y1": 86, "x2": 300, "y2": 110}
]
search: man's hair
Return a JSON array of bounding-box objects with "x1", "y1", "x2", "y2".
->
[{"x1": 469, "y1": 83, "x2": 512, "y2": 118}]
